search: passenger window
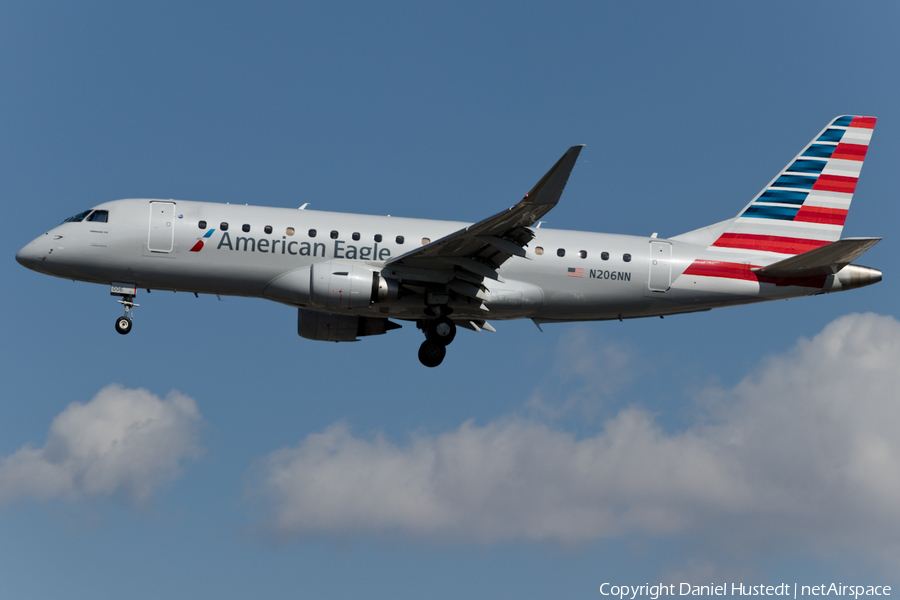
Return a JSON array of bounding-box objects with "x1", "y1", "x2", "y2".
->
[
  {"x1": 264, "y1": 225, "x2": 273, "y2": 234},
  {"x1": 286, "y1": 227, "x2": 295, "y2": 236},
  {"x1": 601, "y1": 252, "x2": 609, "y2": 261},
  {"x1": 308, "y1": 229, "x2": 317, "y2": 237},
  {"x1": 330, "y1": 230, "x2": 339, "y2": 239},
  {"x1": 352, "y1": 232, "x2": 360, "y2": 241},
  {"x1": 374, "y1": 234, "x2": 383, "y2": 243},
  {"x1": 421, "y1": 237, "x2": 430, "y2": 245},
  {"x1": 198, "y1": 220, "x2": 207, "y2": 229},
  {"x1": 87, "y1": 210, "x2": 108, "y2": 223},
  {"x1": 579, "y1": 250, "x2": 587, "y2": 259},
  {"x1": 623, "y1": 253, "x2": 632, "y2": 262},
  {"x1": 396, "y1": 235, "x2": 404, "y2": 244},
  {"x1": 535, "y1": 246, "x2": 544, "y2": 255},
  {"x1": 242, "y1": 224, "x2": 251, "y2": 233},
  {"x1": 220, "y1": 222, "x2": 229, "y2": 231},
  {"x1": 557, "y1": 248, "x2": 565, "y2": 257}
]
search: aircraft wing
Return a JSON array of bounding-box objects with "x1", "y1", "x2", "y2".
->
[
  {"x1": 383, "y1": 145, "x2": 583, "y2": 289},
  {"x1": 753, "y1": 237, "x2": 881, "y2": 277}
]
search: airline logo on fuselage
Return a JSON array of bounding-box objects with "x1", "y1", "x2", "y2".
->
[
  {"x1": 189, "y1": 229, "x2": 216, "y2": 252},
  {"x1": 192, "y1": 230, "x2": 392, "y2": 261}
]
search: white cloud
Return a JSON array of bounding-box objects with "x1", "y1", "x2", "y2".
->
[
  {"x1": 526, "y1": 327, "x2": 635, "y2": 420},
  {"x1": 248, "y1": 313, "x2": 900, "y2": 563},
  {"x1": 0, "y1": 384, "x2": 203, "y2": 506}
]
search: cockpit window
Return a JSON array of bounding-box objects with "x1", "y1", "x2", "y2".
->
[
  {"x1": 63, "y1": 210, "x2": 93, "y2": 223},
  {"x1": 87, "y1": 210, "x2": 108, "y2": 223}
]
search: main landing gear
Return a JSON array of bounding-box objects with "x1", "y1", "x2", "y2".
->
[
  {"x1": 114, "y1": 294, "x2": 139, "y2": 335},
  {"x1": 418, "y1": 315, "x2": 457, "y2": 367}
]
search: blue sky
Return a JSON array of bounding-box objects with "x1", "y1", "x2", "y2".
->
[{"x1": 2, "y1": 2, "x2": 899, "y2": 597}]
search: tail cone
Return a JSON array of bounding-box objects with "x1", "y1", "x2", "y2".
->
[{"x1": 836, "y1": 264, "x2": 882, "y2": 290}]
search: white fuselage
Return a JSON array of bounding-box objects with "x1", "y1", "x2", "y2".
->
[{"x1": 16, "y1": 198, "x2": 858, "y2": 325}]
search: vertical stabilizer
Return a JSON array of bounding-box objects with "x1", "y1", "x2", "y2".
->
[{"x1": 711, "y1": 116, "x2": 875, "y2": 259}]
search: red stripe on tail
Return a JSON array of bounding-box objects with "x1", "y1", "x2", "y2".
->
[
  {"x1": 812, "y1": 174, "x2": 858, "y2": 194},
  {"x1": 794, "y1": 206, "x2": 848, "y2": 226},
  {"x1": 831, "y1": 143, "x2": 868, "y2": 161},
  {"x1": 849, "y1": 116, "x2": 877, "y2": 129}
]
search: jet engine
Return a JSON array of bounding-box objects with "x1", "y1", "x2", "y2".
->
[
  {"x1": 297, "y1": 309, "x2": 401, "y2": 342},
  {"x1": 263, "y1": 262, "x2": 401, "y2": 308},
  {"x1": 310, "y1": 262, "x2": 401, "y2": 310}
]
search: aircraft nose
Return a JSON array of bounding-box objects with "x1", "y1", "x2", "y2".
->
[{"x1": 16, "y1": 238, "x2": 45, "y2": 270}]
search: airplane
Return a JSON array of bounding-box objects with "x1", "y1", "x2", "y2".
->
[{"x1": 16, "y1": 115, "x2": 882, "y2": 367}]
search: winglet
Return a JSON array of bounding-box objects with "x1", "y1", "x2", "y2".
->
[{"x1": 522, "y1": 145, "x2": 584, "y2": 206}]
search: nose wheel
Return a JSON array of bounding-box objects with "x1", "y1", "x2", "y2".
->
[
  {"x1": 115, "y1": 315, "x2": 133, "y2": 335},
  {"x1": 114, "y1": 294, "x2": 139, "y2": 335},
  {"x1": 418, "y1": 316, "x2": 457, "y2": 367}
]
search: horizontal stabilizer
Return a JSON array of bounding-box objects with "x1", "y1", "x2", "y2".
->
[{"x1": 753, "y1": 237, "x2": 881, "y2": 277}]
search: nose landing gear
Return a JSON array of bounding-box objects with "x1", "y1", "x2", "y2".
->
[
  {"x1": 418, "y1": 315, "x2": 457, "y2": 367},
  {"x1": 115, "y1": 315, "x2": 133, "y2": 335},
  {"x1": 114, "y1": 295, "x2": 139, "y2": 335},
  {"x1": 110, "y1": 283, "x2": 140, "y2": 335}
]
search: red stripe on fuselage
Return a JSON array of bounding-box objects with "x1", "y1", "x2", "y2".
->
[
  {"x1": 794, "y1": 206, "x2": 848, "y2": 226},
  {"x1": 684, "y1": 260, "x2": 757, "y2": 281},
  {"x1": 712, "y1": 233, "x2": 830, "y2": 254},
  {"x1": 684, "y1": 260, "x2": 827, "y2": 288}
]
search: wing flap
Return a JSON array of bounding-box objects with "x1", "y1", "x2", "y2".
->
[
  {"x1": 476, "y1": 235, "x2": 529, "y2": 258},
  {"x1": 753, "y1": 237, "x2": 881, "y2": 277},
  {"x1": 456, "y1": 319, "x2": 496, "y2": 333},
  {"x1": 447, "y1": 279, "x2": 489, "y2": 301},
  {"x1": 439, "y1": 257, "x2": 505, "y2": 282}
]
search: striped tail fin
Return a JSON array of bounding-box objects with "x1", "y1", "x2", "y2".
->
[{"x1": 711, "y1": 115, "x2": 875, "y2": 259}]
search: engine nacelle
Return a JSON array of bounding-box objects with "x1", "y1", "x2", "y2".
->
[
  {"x1": 262, "y1": 262, "x2": 401, "y2": 308},
  {"x1": 297, "y1": 309, "x2": 400, "y2": 342},
  {"x1": 310, "y1": 262, "x2": 400, "y2": 310}
]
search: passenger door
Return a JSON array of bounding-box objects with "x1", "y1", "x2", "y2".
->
[{"x1": 147, "y1": 201, "x2": 175, "y2": 254}]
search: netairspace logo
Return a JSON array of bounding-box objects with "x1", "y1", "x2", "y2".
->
[{"x1": 599, "y1": 583, "x2": 892, "y2": 600}]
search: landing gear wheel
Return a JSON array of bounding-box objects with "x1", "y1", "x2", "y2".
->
[
  {"x1": 418, "y1": 340, "x2": 446, "y2": 367},
  {"x1": 427, "y1": 316, "x2": 456, "y2": 345},
  {"x1": 114, "y1": 293, "x2": 138, "y2": 335},
  {"x1": 115, "y1": 316, "x2": 133, "y2": 335}
]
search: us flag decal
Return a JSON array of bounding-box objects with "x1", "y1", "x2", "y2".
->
[{"x1": 567, "y1": 267, "x2": 583, "y2": 278}]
